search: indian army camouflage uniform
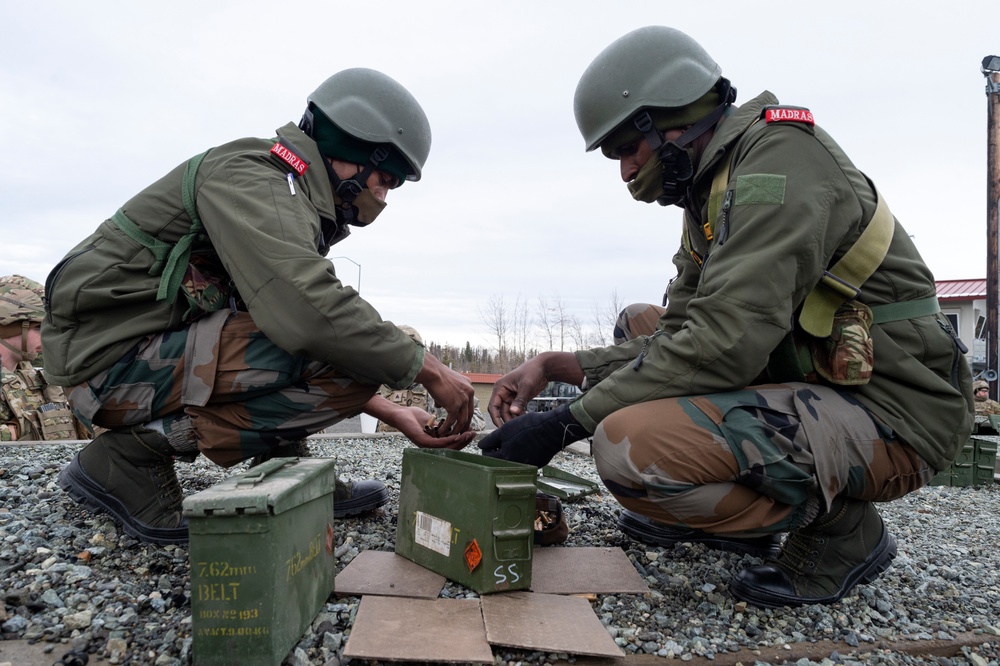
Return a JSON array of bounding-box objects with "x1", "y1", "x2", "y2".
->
[
  {"x1": 41, "y1": 123, "x2": 425, "y2": 468},
  {"x1": 0, "y1": 275, "x2": 78, "y2": 442},
  {"x1": 572, "y1": 92, "x2": 974, "y2": 535}
]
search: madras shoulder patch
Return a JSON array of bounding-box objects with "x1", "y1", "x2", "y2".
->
[{"x1": 734, "y1": 174, "x2": 786, "y2": 205}]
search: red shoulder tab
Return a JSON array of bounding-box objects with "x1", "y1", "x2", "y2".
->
[
  {"x1": 762, "y1": 105, "x2": 815, "y2": 126},
  {"x1": 270, "y1": 140, "x2": 310, "y2": 176}
]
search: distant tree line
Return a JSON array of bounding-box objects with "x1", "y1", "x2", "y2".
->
[{"x1": 426, "y1": 291, "x2": 627, "y2": 375}]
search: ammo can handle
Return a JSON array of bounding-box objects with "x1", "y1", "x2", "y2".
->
[
  {"x1": 495, "y1": 481, "x2": 536, "y2": 498},
  {"x1": 235, "y1": 458, "x2": 297, "y2": 487}
]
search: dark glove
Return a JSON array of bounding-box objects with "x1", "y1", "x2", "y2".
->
[{"x1": 478, "y1": 404, "x2": 590, "y2": 467}]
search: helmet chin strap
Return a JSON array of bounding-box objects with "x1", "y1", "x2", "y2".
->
[
  {"x1": 0, "y1": 322, "x2": 38, "y2": 362},
  {"x1": 633, "y1": 79, "x2": 736, "y2": 207},
  {"x1": 321, "y1": 146, "x2": 389, "y2": 228},
  {"x1": 300, "y1": 107, "x2": 390, "y2": 229}
]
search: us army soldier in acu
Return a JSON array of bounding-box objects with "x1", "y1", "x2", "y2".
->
[
  {"x1": 43, "y1": 68, "x2": 477, "y2": 546},
  {"x1": 1, "y1": 275, "x2": 78, "y2": 441},
  {"x1": 481, "y1": 27, "x2": 973, "y2": 607}
]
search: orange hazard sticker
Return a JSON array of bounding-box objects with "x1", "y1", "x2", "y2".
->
[{"x1": 464, "y1": 539, "x2": 483, "y2": 572}]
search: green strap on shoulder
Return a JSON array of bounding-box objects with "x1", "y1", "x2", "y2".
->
[
  {"x1": 683, "y1": 151, "x2": 735, "y2": 266},
  {"x1": 706, "y1": 152, "x2": 734, "y2": 234},
  {"x1": 798, "y1": 190, "x2": 894, "y2": 337},
  {"x1": 111, "y1": 150, "x2": 210, "y2": 304},
  {"x1": 705, "y1": 153, "x2": 936, "y2": 333}
]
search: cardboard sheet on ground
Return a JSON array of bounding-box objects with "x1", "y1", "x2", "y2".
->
[
  {"x1": 530, "y1": 546, "x2": 650, "y2": 595},
  {"x1": 481, "y1": 592, "x2": 624, "y2": 659},
  {"x1": 342, "y1": 596, "x2": 493, "y2": 664},
  {"x1": 335, "y1": 550, "x2": 445, "y2": 598}
]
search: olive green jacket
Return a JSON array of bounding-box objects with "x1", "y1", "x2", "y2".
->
[
  {"x1": 42, "y1": 123, "x2": 423, "y2": 389},
  {"x1": 571, "y1": 92, "x2": 973, "y2": 472}
]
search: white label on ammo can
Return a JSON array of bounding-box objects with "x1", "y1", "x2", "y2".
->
[{"x1": 414, "y1": 511, "x2": 452, "y2": 557}]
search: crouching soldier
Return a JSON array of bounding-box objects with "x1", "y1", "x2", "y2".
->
[
  {"x1": 43, "y1": 69, "x2": 477, "y2": 545},
  {"x1": 481, "y1": 26, "x2": 973, "y2": 608}
]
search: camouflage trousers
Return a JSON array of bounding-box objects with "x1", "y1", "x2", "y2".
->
[
  {"x1": 65, "y1": 310, "x2": 377, "y2": 467},
  {"x1": 595, "y1": 304, "x2": 934, "y2": 534}
]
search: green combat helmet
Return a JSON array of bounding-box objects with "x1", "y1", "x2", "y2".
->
[
  {"x1": 573, "y1": 26, "x2": 736, "y2": 207},
  {"x1": 299, "y1": 68, "x2": 432, "y2": 232},
  {"x1": 306, "y1": 67, "x2": 431, "y2": 182},
  {"x1": 0, "y1": 275, "x2": 45, "y2": 359},
  {"x1": 573, "y1": 25, "x2": 722, "y2": 152}
]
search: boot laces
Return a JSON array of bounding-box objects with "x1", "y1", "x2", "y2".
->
[
  {"x1": 777, "y1": 530, "x2": 826, "y2": 575},
  {"x1": 149, "y1": 458, "x2": 183, "y2": 504}
]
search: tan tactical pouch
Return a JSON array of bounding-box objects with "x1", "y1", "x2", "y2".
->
[
  {"x1": 39, "y1": 404, "x2": 76, "y2": 440},
  {"x1": 808, "y1": 300, "x2": 874, "y2": 386}
]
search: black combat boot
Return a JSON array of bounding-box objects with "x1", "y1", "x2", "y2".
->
[
  {"x1": 729, "y1": 497, "x2": 896, "y2": 608},
  {"x1": 332, "y1": 477, "x2": 390, "y2": 518},
  {"x1": 617, "y1": 509, "x2": 782, "y2": 558},
  {"x1": 58, "y1": 427, "x2": 188, "y2": 545},
  {"x1": 249, "y1": 440, "x2": 389, "y2": 519}
]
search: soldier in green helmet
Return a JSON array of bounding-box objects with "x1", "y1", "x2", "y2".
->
[
  {"x1": 44, "y1": 68, "x2": 477, "y2": 545},
  {"x1": 481, "y1": 26, "x2": 973, "y2": 607}
]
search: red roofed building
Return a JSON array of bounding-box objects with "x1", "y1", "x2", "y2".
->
[
  {"x1": 936, "y1": 279, "x2": 987, "y2": 372},
  {"x1": 460, "y1": 372, "x2": 503, "y2": 410}
]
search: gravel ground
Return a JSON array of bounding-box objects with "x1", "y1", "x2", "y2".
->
[{"x1": 2, "y1": 436, "x2": 1000, "y2": 665}]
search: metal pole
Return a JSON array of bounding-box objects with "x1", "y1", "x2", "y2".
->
[
  {"x1": 331, "y1": 256, "x2": 362, "y2": 295},
  {"x1": 985, "y1": 58, "x2": 1000, "y2": 398}
]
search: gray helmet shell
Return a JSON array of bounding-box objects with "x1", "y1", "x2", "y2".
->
[
  {"x1": 574, "y1": 26, "x2": 722, "y2": 152},
  {"x1": 308, "y1": 68, "x2": 431, "y2": 181}
]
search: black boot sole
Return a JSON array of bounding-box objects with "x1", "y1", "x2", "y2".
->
[
  {"x1": 58, "y1": 454, "x2": 189, "y2": 546},
  {"x1": 730, "y1": 526, "x2": 898, "y2": 608},
  {"x1": 617, "y1": 510, "x2": 782, "y2": 558},
  {"x1": 334, "y1": 486, "x2": 389, "y2": 518}
]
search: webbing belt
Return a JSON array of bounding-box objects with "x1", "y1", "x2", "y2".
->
[
  {"x1": 111, "y1": 150, "x2": 210, "y2": 304},
  {"x1": 870, "y1": 296, "x2": 940, "y2": 324}
]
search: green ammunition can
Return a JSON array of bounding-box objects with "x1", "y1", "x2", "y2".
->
[
  {"x1": 395, "y1": 448, "x2": 536, "y2": 594},
  {"x1": 182, "y1": 457, "x2": 337, "y2": 666}
]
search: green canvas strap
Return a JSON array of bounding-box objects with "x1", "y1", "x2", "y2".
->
[
  {"x1": 701, "y1": 147, "x2": 928, "y2": 335},
  {"x1": 870, "y1": 296, "x2": 940, "y2": 324},
  {"x1": 798, "y1": 189, "x2": 895, "y2": 337},
  {"x1": 706, "y1": 151, "x2": 734, "y2": 235},
  {"x1": 110, "y1": 150, "x2": 210, "y2": 304},
  {"x1": 683, "y1": 151, "x2": 736, "y2": 267}
]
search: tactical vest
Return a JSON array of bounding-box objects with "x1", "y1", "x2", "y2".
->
[
  {"x1": 1, "y1": 361, "x2": 78, "y2": 441},
  {"x1": 376, "y1": 383, "x2": 430, "y2": 432}
]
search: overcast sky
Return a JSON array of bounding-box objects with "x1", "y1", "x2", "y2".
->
[{"x1": 2, "y1": 1, "x2": 997, "y2": 350}]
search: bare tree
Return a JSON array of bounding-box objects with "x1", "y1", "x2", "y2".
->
[
  {"x1": 591, "y1": 288, "x2": 626, "y2": 347},
  {"x1": 568, "y1": 313, "x2": 588, "y2": 351},
  {"x1": 535, "y1": 292, "x2": 572, "y2": 351},
  {"x1": 536, "y1": 296, "x2": 556, "y2": 351},
  {"x1": 511, "y1": 294, "x2": 532, "y2": 367},
  {"x1": 478, "y1": 294, "x2": 511, "y2": 372}
]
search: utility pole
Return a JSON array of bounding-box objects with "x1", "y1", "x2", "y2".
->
[{"x1": 983, "y1": 55, "x2": 1000, "y2": 398}]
